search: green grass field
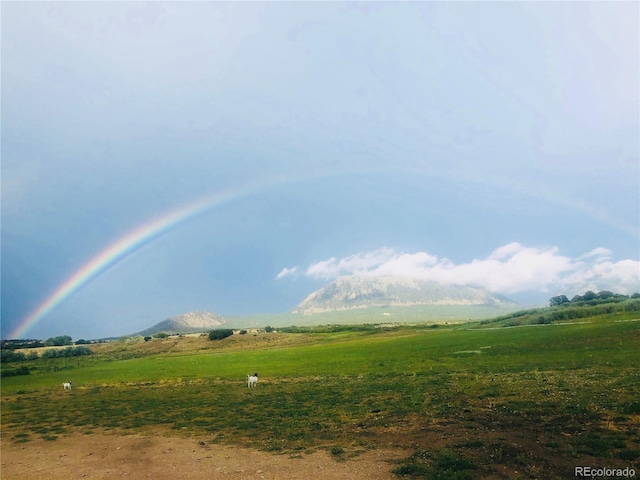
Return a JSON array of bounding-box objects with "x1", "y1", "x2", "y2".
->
[{"x1": 2, "y1": 312, "x2": 639, "y2": 479}]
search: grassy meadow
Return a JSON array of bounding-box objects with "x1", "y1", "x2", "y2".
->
[{"x1": 2, "y1": 309, "x2": 639, "y2": 479}]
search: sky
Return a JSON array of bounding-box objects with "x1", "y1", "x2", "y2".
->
[{"x1": 2, "y1": 2, "x2": 639, "y2": 340}]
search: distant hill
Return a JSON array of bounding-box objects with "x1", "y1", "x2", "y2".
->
[
  {"x1": 133, "y1": 311, "x2": 227, "y2": 336},
  {"x1": 292, "y1": 276, "x2": 515, "y2": 315}
]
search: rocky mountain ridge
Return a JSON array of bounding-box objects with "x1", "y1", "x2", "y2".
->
[
  {"x1": 133, "y1": 311, "x2": 226, "y2": 336},
  {"x1": 292, "y1": 275, "x2": 515, "y2": 314},
  {"x1": 132, "y1": 277, "x2": 516, "y2": 335}
]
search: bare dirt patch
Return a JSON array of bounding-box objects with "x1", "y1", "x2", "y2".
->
[{"x1": 1, "y1": 431, "x2": 404, "y2": 480}]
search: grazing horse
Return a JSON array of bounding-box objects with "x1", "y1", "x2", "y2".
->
[
  {"x1": 247, "y1": 373, "x2": 258, "y2": 388},
  {"x1": 63, "y1": 382, "x2": 72, "y2": 390}
]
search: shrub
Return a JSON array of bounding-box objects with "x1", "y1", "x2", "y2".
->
[
  {"x1": 0, "y1": 350, "x2": 26, "y2": 363},
  {"x1": 1, "y1": 366, "x2": 30, "y2": 377},
  {"x1": 533, "y1": 316, "x2": 552, "y2": 325},
  {"x1": 41, "y1": 346, "x2": 93, "y2": 359},
  {"x1": 208, "y1": 329, "x2": 234, "y2": 341},
  {"x1": 330, "y1": 446, "x2": 345, "y2": 456}
]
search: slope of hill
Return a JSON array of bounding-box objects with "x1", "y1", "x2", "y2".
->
[
  {"x1": 292, "y1": 276, "x2": 515, "y2": 315},
  {"x1": 133, "y1": 311, "x2": 227, "y2": 336}
]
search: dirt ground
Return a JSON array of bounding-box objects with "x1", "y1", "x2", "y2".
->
[{"x1": 1, "y1": 431, "x2": 404, "y2": 480}]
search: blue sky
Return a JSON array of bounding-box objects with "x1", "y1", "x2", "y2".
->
[{"x1": 2, "y1": 2, "x2": 638, "y2": 340}]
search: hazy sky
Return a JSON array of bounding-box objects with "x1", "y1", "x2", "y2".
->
[{"x1": 2, "y1": 2, "x2": 638, "y2": 340}]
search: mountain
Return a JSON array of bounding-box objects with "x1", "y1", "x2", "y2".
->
[
  {"x1": 292, "y1": 276, "x2": 515, "y2": 314},
  {"x1": 133, "y1": 311, "x2": 227, "y2": 336}
]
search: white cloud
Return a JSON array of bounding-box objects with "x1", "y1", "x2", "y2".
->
[
  {"x1": 447, "y1": 243, "x2": 575, "y2": 293},
  {"x1": 277, "y1": 243, "x2": 640, "y2": 296},
  {"x1": 577, "y1": 247, "x2": 613, "y2": 261},
  {"x1": 560, "y1": 258, "x2": 640, "y2": 295},
  {"x1": 276, "y1": 266, "x2": 298, "y2": 280},
  {"x1": 301, "y1": 247, "x2": 396, "y2": 279}
]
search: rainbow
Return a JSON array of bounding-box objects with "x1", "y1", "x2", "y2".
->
[
  {"x1": 8, "y1": 177, "x2": 287, "y2": 339},
  {"x1": 11, "y1": 167, "x2": 634, "y2": 339}
]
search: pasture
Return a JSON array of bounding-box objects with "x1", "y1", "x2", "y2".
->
[{"x1": 2, "y1": 315, "x2": 639, "y2": 479}]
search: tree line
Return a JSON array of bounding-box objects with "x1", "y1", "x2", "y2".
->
[
  {"x1": 484, "y1": 292, "x2": 640, "y2": 328},
  {"x1": 549, "y1": 290, "x2": 639, "y2": 307},
  {"x1": 1, "y1": 345, "x2": 93, "y2": 364},
  {"x1": 2, "y1": 335, "x2": 75, "y2": 350}
]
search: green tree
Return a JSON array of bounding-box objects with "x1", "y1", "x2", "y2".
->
[
  {"x1": 44, "y1": 335, "x2": 72, "y2": 346},
  {"x1": 549, "y1": 295, "x2": 570, "y2": 307},
  {"x1": 208, "y1": 329, "x2": 234, "y2": 341}
]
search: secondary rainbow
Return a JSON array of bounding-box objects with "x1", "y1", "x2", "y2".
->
[{"x1": 9, "y1": 178, "x2": 285, "y2": 339}]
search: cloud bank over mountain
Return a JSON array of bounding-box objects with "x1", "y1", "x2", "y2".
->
[{"x1": 277, "y1": 243, "x2": 640, "y2": 296}]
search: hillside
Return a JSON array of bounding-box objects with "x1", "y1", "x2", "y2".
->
[
  {"x1": 132, "y1": 311, "x2": 226, "y2": 336},
  {"x1": 292, "y1": 275, "x2": 515, "y2": 314}
]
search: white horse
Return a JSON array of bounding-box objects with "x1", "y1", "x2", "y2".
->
[
  {"x1": 63, "y1": 382, "x2": 72, "y2": 390},
  {"x1": 247, "y1": 373, "x2": 258, "y2": 388}
]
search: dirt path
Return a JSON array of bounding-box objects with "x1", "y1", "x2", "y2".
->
[{"x1": 1, "y1": 432, "x2": 404, "y2": 479}]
